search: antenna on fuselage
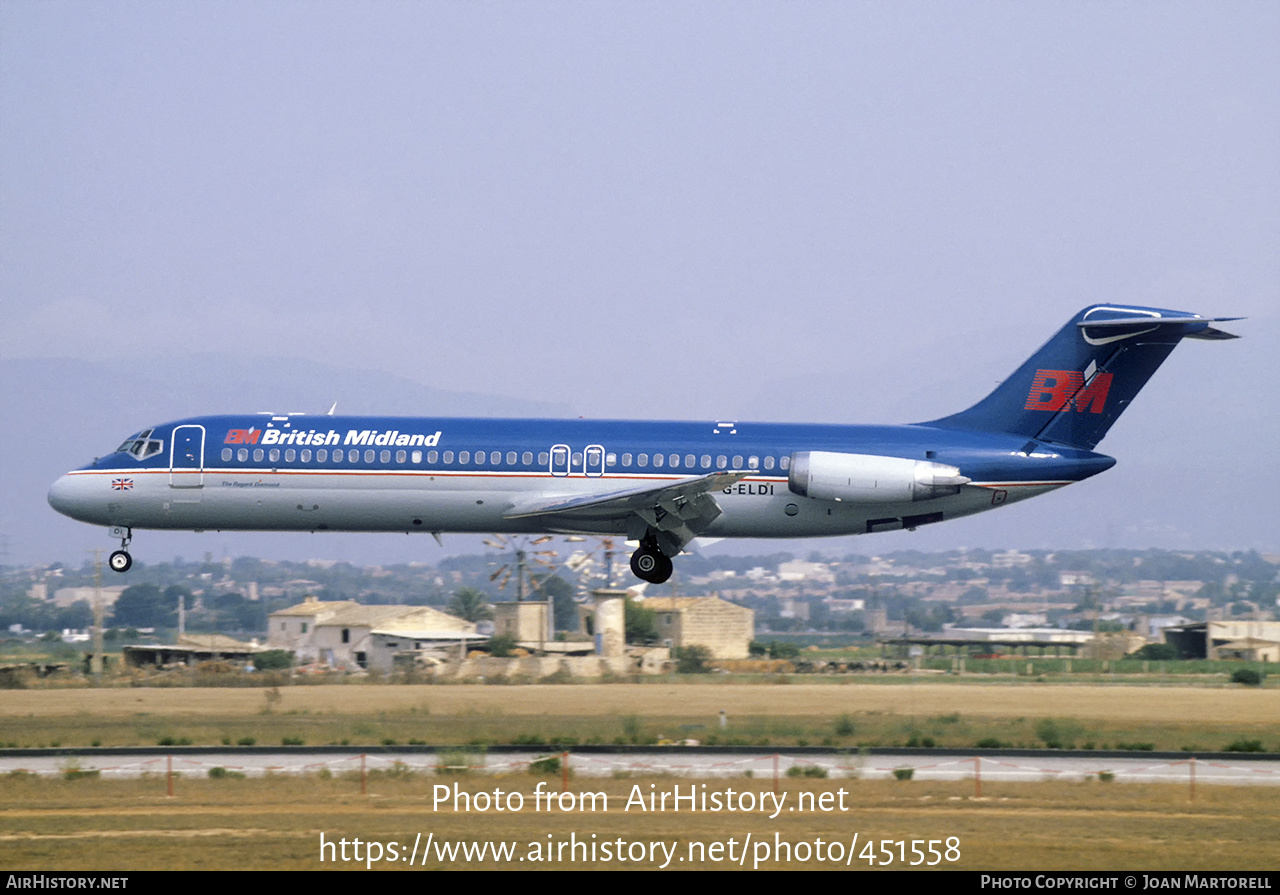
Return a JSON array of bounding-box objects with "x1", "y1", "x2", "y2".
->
[{"x1": 326, "y1": 402, "x2": 337, "y2": 416}]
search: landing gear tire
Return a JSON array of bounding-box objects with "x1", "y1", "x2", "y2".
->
[
  {"x1": 109, "y1": 550, "x2": 132, "y2": 573},
  {"x1": 630, "y1": 547, "x2": 673, "y2": 584}
]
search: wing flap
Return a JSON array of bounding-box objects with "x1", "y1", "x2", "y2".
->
[
  {"x1": 504, "y1": 470, "x2": 758, "y2": 555},
  {"x1": 504, "y1": 470, "x2": 754, "y2": 521}
]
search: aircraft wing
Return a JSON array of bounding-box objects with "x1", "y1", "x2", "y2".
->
[{"x1": 503, "y1": 470, "x2": 756, "y2": 554}]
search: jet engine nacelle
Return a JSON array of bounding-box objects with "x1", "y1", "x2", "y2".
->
[{"x1": 788, "y1": 451, "x2": 970, "y2": 503}]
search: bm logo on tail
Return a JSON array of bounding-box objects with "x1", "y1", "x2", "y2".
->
[{"x1": 1024, "y1": 369, "x2": 1113, "y2": 413}]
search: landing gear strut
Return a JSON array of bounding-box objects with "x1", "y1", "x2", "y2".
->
[
  {"x1": 630, "y1": 537, "x2": 673, "y2": 584},
  {"x1": 109, "y1": 528, "x2": 133, "y2": 573}
]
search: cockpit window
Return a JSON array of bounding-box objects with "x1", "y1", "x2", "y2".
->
[{"x1": 116, "y1": 428, "x2": 164, "y2": 461}]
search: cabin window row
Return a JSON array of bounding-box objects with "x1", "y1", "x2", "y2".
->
[
  {"x1": 217, "y1": 447, "x2": 790, "y2": 471},
  {"x1": 614, "y1": 453, "x2": 789, "y2": 471}
]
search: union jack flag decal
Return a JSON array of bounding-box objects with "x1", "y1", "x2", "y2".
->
[{"x1": 111, "y1": 478, "x2": 133, "y2": 491}]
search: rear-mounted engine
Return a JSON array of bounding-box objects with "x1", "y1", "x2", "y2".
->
[{"x1": 788, "y1": 451, "x2": 969, "y2": 503}]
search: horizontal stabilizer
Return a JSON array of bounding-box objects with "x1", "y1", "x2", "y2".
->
[{"x1": 1078, "y1": 315, "x2": 1242, "y2": 342}]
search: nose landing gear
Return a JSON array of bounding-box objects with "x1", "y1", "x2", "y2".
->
[{"x1": 109, "y1": 528, "x2": 133, "y2": 573}]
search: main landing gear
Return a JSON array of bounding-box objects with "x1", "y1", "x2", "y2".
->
[
  {"x1": 630, "y1": 536, "x2": 673, "y2": 584},
  {"x1": 109, "y1": 528, "x2": 133, "y2": 573}
]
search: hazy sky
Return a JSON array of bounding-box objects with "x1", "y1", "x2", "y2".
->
[{"x1": 3, "y1": 2, "x2": 1277, "y2": 565}]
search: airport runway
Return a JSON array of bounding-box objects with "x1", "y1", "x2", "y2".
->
[{"x1": 3, "y1": 747, "x2": 1277, "y2": 786}]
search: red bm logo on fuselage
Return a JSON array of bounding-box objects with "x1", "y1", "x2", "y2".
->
[
  {"x1": 1024, "y1": 369, "x2": 1113, "y2": 413},
  {"x1": 223, "y1": 429, "x2": 262, "y2": 444}
]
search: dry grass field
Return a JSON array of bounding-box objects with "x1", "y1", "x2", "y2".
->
[
  {"x1": 1, "y1": 774, "x2": 1276, "y2": 871},
  {"x1": 1, "y1": 682, "x2": 1277, "y2": 871},
  {"x1": 4, "y1": 681, "x2": 1278, "y2": 722},
  {"x1": 2, "y1": 682, "x2": 1276, "y2": 752}
]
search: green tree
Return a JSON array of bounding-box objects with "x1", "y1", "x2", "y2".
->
[
  {"x1": 448, "y1": 587, "x2": 493, "y2": 623},
  {"x1": 533, "y1": 574, "x2": 578, "y2": 632},
  {"x1": 624, "y1": 597, "x2": 658, "y2": 645},
  {"x1": 112, "y1": 584, "x2": 176, "y2": 629}
]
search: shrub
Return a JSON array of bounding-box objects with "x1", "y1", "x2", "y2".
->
[
  {"x1": 437, "y1": 749, "x2": 484, "y2": 774},
  {"x1": 530, "y1": 755, "x2": 561, "y2": 775},
  {"x1": 487, "y1": 635, "x2": 517, "y2": 658},
  {"x1": 676, "y1": 645, "x2": 713, "y2": 674},
  {"x1": 892, "y1": 767, "x2": 914, "y2": 781},
  {"x1": 61, "y1": 760, "x2": 100, "y2": 780},
  {"x1": 1225, "y1": 739, "x2": 1265, "y2": 753},
  {"x1": 1230, "y1": 668, "x2": 1264, "y2": 686},
  {"x1": 1129, "y1": 643, "x2": 1177, "y2": 661},
  {"x1": 253, "y1": 649, "x2": 295, "y2": 670},
  {"x1": 785, "y1": 764, "x2": 828, "y2": 778},
  {"x1": 1034, "y1": 718, "x2": 1081, "y2": 749}
]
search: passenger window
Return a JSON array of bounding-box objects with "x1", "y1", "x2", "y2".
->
[
  {"x1": 716, "y1": 455, "x2": 726, "y2": 469},
  {"x1": 522, "y1": 451, "x2": 533, "y2": 465},
  {"x1": 652, "y1": 453, "x2": 662, "y2": 468},
  {"x1": 381, "y1": 450, "x2": 391, "y2": 463},
  {"x1": 222, "y1": 448, "x2": 232, "y2": 462},
  {"x1": 269, "y1": 449, "x2": 280, "y2": 462},
  {"x1": 732, "y1": 455, "x2": 743, "y2": 468},
  {"x1": 316, "y1": 449, "x2": 327, "y2": 462},
  {"x1": 685, "y1": 454, "x2": 696, "y2": 468},
  {"x1": 285, "y1": 449, "x2": 296, "y2": 462},
  {"x1": 539, "y1": 451, "x2": 549, "y2": 465},
  {"x1": 396, "y1": 450, "x2": 406, "y2": 463},
  {"x1": 253, "y1": 449, "x2": 264, "y2": 462},
  {"x1": 621, "y1": 453, "x2": 633, "y2": 467},
  {"x1": 491, "y1": 451, "x2": 502, "y2": 464},
  {"x1": 507, "y1": 451, "x2": 517, "y2": 465},
  {"x1": 365, "y1": 449, "x2": 375, "y2": 463},
  {"x1": 764, "y1": 456, "x2": 775, "y2": 470},
  {"x1": 748, "y1": 456, "x2": 759, "y2": 469},
  {"x1": 443, "y1": 451, "x2": 454, "y2": 463},
  {"x1": 459, "y1": 451, "x2": 470, "y2": 464},
  {"x1": 426, "y1": 450, "x2": 437, "y2": 464},
  {"x1": 301, "y1": 449, "x2": 312, "y2": 463},
  {"x1": 637, "y1": 453, "x2": 648, "y2": 467},
  {"x1": 780, "y1": 456, "x2": 790, "y2": 470}
]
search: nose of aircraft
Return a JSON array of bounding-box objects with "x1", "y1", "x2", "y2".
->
[{"x1": 48, "y1": 473, "x2": 105, "y2": 524}]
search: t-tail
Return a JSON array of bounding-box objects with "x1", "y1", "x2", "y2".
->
[{"x1": 925, "y1": 304, "x2": 1240, "y2": 451}]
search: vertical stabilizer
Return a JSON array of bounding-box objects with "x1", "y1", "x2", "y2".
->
[{"x1": 924, "y1": 305, "x2": 1239, "y2": 450}]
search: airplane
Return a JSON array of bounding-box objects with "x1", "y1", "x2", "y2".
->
[{"x1": 48, "y1": 304, "x2": 1238, "y2": 584}]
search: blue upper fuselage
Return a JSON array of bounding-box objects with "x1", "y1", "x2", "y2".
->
[{"x1": 73, "y1": 413, "x2": 1117, "y2": 485}]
